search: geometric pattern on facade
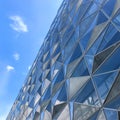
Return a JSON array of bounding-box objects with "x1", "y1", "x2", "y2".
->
[{"x1": 7, "y1": 0, "x2": 120, "y2": 119}]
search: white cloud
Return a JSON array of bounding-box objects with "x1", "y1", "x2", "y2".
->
[
  {"x1": 13, "y1": 53, "x2": 20, "y2": 61},
  {"x1": 0, "y1": 65, "x2": 14, "y2": 96},
  {"x1": 9, "y1": 15, "x2": 28, "y2": 32},
  {"x1": 28, "y1": 65, "x2": 31, "y2": 70},
  {"x1": 6, "y1": 65, "x2": 14, "y2": 72}
]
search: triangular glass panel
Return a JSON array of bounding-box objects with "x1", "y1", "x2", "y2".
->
[
  {"x1": 71, "y1": 58, "x2": 89, "y2": 77},
  {"x1": 46, "y1": 101, "x2": 52, "y2": 113},
  {"x1": 42, "y1": 79, "x2": 51, "y2": 96},
  {"x1": 80, "y1": 30, "x2": 93, "y2": 51},
  {"x1": 103, "y1": 108, "x2": 118, "y2": 120},
  {"x1": 64, "y1": 31, "x2": 78, "y2": 60},
  {"x1": 52, "y1": 44, "x2": 61, "y2": 57},
  {"x1": 43, "y1": 61, "x2": 50, "y2": 70},
  {"x1": 97, "y1": 110, "x2": 106, "y2": 120},
  {"x1": 86, "y1": 26, "x2": 108, "y2": 56},
  {"x1": 43, "y1": 110, "x2": 52, "y2": 120},
  {"x1": 105, "y1": 95, "x2": 120, "y2": 109},
  {"x1": 69, "y1": 1, "x2": 76, "y2": 19},
  {"x1": 68, "y1": 43, "x2": 82, "y2": 63},
  {"x1": 69, "y1": 76, "x2": 90, "y2": 100},
  {"x1": 84, "y1": 2, "x2": 98, "y2": 19},
  {"x1": 93, "y1": 43, "x2": 119, "y2": 73},
  {"x1": 112, "y1": 9, "x2": 120, "y2": 30},
  {"x1": 52, "y1": 67, "x2": 64, "y2": 86},
  {"x1": 95, "y1": 46, "x2": 120, "y2": 74},
  {"x1": 54, "y1": 82, "x2": 67, "y2": 105},
  {"x1": 84, "y1": 55, "x2": 94, "y2": 73},
  {"x1": 52, "y1": 103, "x2": 67, "y2": 120},
  {"x1": 72, "y1": 1, "x2": 91, "y2": 26},
  {"x1": 44, "y1": 51, "x2": 50, "y2": 63},
  {"x1": 105, "y1": 71, "x2": 120, "y2": 104},
  {"x1": 57, "y1": 104, "x2": 70, "y2": 120},
  {"x1": 51, "y1": 61, "x2": 62, "y2": 78},
  {"x1": 102, "y1": 0, "x2": 116, "y2": 16},
  {"x1": 46, "y1": 71, "x2": 51, "y2": 81},
  {"x1": 75, "y1": 79, "x2": 100, "y2": 106},
  {"x1": 96, "y1": 11, "x2": 108, "y2": 25},
  {"x1": 79, "y1": 13, "x2": 97, "y2": 37},
  {"x1": 37, "y1": 85, "x2": 42, "y2": 96},
  {"x1": 52, "y1": 42, "x2": 59, "y2": 54},
  {"x1": 51, "y1": 53, "x2": 60, "y2": 66},
  {"x1": 87, "y1": 21, "x2": 108, "y2": 50},
  {"x1": 40, "y1": 99, "x2": 50, "y2": 111},
  {"x1": 52, "y1": 86, "x2": 62, "y2": 105},
  {"x1": 56, "y1": 53, "x2": 63, "y2": 63},
  {"x1": 29, "y1": 98, "x2": 34, "y2": 108},
  {"x1": 33, "y1": 112, "x2": 40, "y2": 120},
  {"x1": 61, "y1": 24, "x2": 74, "y2": 48},
  {"x1": 66, "y1": 57, "x2": 80, "y2": 78},
  {"x1": 98, "y1": 23, "x2": 120, "y2": 52},
  {"x1": 38, "y1": 74, "x2": 42, "y2": 83},
  {"x1": 92, "y1": 71, "x2": 118, "y2": 103},
  {"x1": 89, "y1": 111, "x2": 99, "y2": 120},
  {"x1": 73, "y1": 103, "x2": 99, "y2": 120},
  {"x1": 34, "y1": 93, "x2": 41, "y2": 105},
  {"x1": 41, "y1": 86, "x2": 51, "y2": 102}
]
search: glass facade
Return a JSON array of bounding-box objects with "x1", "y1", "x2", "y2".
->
[{"x1": 7, "y1": 0, "x2": 120, "y2": 120}]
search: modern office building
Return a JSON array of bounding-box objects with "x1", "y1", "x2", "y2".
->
[{"x1": 7, "y1": 0, "x2": 120, "y2": 119}]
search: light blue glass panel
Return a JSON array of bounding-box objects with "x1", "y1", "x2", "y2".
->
[
  {"x1": 80, "y1": 30, "x2": 93, "y2": 51},
  {"x1": 57, "y1": 83, "x2": 67, "y2": 101},
  {"x1": 84, "y1": 55, "x2": 94, "y2": 73},
  {"x1": 72, "y1": 59, "x2": 89, "y2": 77},
  {"x1": 93, "y1": 72, "x2": 117, "y2": 103},
  {"x1": 69, "y1": 44, "x2": 82, "y2": 63},
  {"x1": 98, "y1": 23, "x2": 120, "y2": 52},
  {"x1": 84, "y1": 2, "x2": 98, "y2": 18},
  {"x1": 72, "y1": 2, "x2": 91, "y2": 26},
  {"x1": 41, "y1": 86, "x2": 51, "y2": 101},
  {"x1": 113, "y1": 10, "x2": 120, "y2": 30},
  {"x1": 104, "y1": 109, "x2": 118, "y2": 120},
  {"x1": 52, "y1": 68, "x2": 64, "y2": 85},
  {"x1": 64, "y1": 31, "x2": 77, "y2": 60},
  {"x1": 105, "y1": 96, "x2": 120, "y2": 109},
  {"x1": 102, "y1": 0, "x2": 116, "y2": 16},
  {"x1": 75, "y1": 80, "x2": 100, "y2": 106}
]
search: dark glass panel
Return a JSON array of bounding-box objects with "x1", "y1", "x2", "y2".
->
[
  {"x1": 95, "y1": 46, "x2": 120, "y2": 74},
  {"x1": 93, "y1": 44, "x2": 118, "y2": 73}
]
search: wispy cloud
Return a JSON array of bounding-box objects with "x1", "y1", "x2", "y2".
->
[
  {"x1": 13, "y1": 53, "x2": 20, "y2": 61},
  {"x1": 6, "y1": 65, "x2": 14, "y2": 72},
  {"x1": 9, "y1": 15, "x2": 28, "y2": 32},
  {"x1": 0, "y1": 64, "x2": 15, "y2": 96},
  {"x1": 28, "y1": 65, "x2": 31, "y2": 70}
]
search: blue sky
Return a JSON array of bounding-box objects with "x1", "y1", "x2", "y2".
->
[{"x1": 0, "y1": 0, "x2": 62, "y2": 119}]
